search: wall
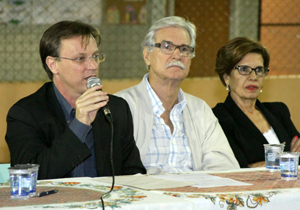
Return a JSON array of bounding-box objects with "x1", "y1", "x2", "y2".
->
[
  {"x1": 1, "y1": 76, "x2": 300, "y2": 163},
  {"x1": 260, "y1": 0, "x2": 300, "y2": 75},
  {"x1": 175, "y1": 0, "x2": 231, "y2": 77}
]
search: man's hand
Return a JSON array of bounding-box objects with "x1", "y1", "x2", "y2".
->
[{"x1": 75, "y1": 85, "x2": 109, "y2": 125}]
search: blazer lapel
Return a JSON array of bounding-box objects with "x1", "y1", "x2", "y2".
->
[
  {"x1": 224, "y1": 95, "x2": 269, "y2": 145},
  {"x1": 92, "y1": 111, "x2": 112, "y2": 175},
  {"x1": 256, "y1": 101, "x2": 290, "y2": 149},
  {"x1": 45, "y1": 83, "x2": 69, "y2": 134}
]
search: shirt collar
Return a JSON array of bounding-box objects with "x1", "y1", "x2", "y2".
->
[
  {"x1": 53, "y1": 84, "x2": 74, "y2": 119},
  {"x1": 144, "y1": 73, "x2": 186, "y2": 116},
  {"x1": 175, "y1": 89, "x2": 187, "y2": 113}
]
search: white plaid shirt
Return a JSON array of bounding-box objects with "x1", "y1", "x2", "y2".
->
[{"x1": 143, "y1": 75, "x2": 193, "y2": 173}]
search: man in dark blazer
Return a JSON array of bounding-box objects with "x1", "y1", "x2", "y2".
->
[{"x1": 5, "y1": 20, "x2": 146, "y2": 179}]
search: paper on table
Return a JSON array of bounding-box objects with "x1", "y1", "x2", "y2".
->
[
  {"x1": 95, "y1": 174, "x2": 195, "y2": 190},
  {"x1": 152, "y1": 173, "x2": 253, "y2": 188},
  {"x1": 95, "y1": 173, "x2": 252, "y2": 190}
]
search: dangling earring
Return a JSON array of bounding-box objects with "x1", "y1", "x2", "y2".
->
[
  {"x1": 226, "y1": 85, "x2": 229, "y2": 91},
  {"x1": 260, "y1": 89, "x2": 262, "y2": 93}
]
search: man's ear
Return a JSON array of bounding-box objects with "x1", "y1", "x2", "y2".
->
[
  {"x1": 46, "y1": 56, "x2": 58, "y2": 75},
  {"x1": 143, "y1": 47, "x2": 151, "y2": 66}
]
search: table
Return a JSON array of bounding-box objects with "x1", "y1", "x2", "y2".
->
[{"x1": 1, "y1": 168, "x2": 300, "y2": 210}]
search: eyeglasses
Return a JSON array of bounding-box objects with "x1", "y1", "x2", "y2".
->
[
  {"x1": 234, "y1": 65, "x2": 269, "y2": 77},
  {"x1": 153, "y1": 41, "x2": 195, "y2": 58},
  {"x1": 57, "y1": 53, "x2": 105, "y2": 65}
]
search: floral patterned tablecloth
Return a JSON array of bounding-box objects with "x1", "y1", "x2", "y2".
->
[
  {"x1": 0, "y1": 177, "x2": 192, "y2": 210},
  {"x1": 1, "y1": 168, "x2": 300, "y2": 210},
  {"x1": 153, "y1": 167, "x2": 300, "y2": 210}
]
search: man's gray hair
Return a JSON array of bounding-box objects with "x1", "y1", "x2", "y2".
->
[{"x1": 142, "y1": 16, "x2": 196, "y2": 52}]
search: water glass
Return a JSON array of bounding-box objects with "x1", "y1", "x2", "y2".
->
[
  {"x1": 280, "y1": 152, "x2": 299, "y2": 181},
  {"x1": 264, "y1": 144, "x2": 285, "y2": 172},
  {"x1": 14, "y1": 164, "x2": 39, "y2": 196},
  {"x1": 9, "y1": 167, "x2": 32, "y2": 200}
]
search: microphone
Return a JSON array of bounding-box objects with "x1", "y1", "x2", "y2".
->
[
  {"x1": 88, "y1": 77, "x2": 115, "y2": 207},
  {"x1": 87, "y1": 77, "x2": 113, "y2": 122},
  {"x1": 87, "y1": 77, "x2": 101, "y2": 88}
]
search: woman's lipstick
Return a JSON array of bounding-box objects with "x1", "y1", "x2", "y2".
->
[{"x1": 246, "y1": 85, "x2": 258, "y2": 90}]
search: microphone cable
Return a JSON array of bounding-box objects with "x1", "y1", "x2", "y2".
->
[
  {"x1": 100, "y1": 107, "x2": 114, "y2": 210},
  {"x1": 86, "y1": 77, "x2": 115, "y2": 209}
]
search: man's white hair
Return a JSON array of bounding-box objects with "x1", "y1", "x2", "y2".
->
[{"x1": 142, "y1": 16, "x2": 197, "y2": 52}]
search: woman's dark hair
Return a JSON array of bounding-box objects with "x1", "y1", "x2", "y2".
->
[
  {"x1": 39, "y1": 20, "x2": 101, "y2": 80},
  {"x1": 215, "y1": 37, "x2": 270, "y2": 86}
]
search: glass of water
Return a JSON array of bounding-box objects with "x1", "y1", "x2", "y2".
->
[
  {"x1": 280, "y1": 152, "x2": 299, "y2": 181},
  {"x1": 15, "y1": 164, "x2": 40, "y2": 196},
  {"x1": 264, "y1": 144, "x2": 285, "y2": 172},
  {"x1": 9, "y1": 167, "x2": 32, "y2": 200}
]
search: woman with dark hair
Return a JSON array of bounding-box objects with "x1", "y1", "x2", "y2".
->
[{"x1": 212, "y1": 37, "x2": 300, "y2": 168}]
